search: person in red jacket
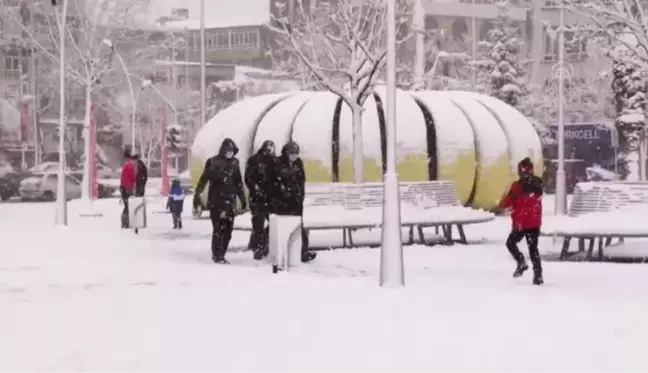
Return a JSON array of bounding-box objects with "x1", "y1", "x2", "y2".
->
[
  {"x1": 120, "y1": 148, "x2": 137, "y2": 228},
  {"x1": 500, "y1": 157, "x2": 544, "y2": 285}
]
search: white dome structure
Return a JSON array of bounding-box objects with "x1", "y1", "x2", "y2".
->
[{"x1": 190, "y1": 89, "x2": 543, "y2": 210}]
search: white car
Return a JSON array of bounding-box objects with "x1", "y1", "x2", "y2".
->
[{"x1": 18, "y1": 172, "x2": 83, "y2": 201}]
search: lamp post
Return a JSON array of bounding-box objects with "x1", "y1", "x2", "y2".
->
[
  {"x1": 103, "y1": 39, "x2": 135, "y2": 150},
  {"x1": 54, "y1": 0, "x2": 68, "y2": 226},
  {"x1": 380, "y1": 0, "x2": 405, "y2": 287},
  {"x1": 554, "y1": 0, "x2": 567, "y2": 215},
  {"x1": 199, "y1": 0, "x2": 206, "y2": 127}
]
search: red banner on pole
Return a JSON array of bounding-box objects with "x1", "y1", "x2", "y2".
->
[
  {"x1": 89, "y1": 102, "x2": 98, "y2": 199},
  {"x1": 160, "y1": 105, "x2": 169, "y2": 197}
]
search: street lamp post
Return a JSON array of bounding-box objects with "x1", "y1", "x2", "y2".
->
[
  {"x1": 380, "y1": 0, "x2": 405, "y2": 287},
  {"x1": 554, "y1": 1, "x2": 567, "y2": 215},
  {"x1": 54, "y1": 0, "x2": 68, "y2": 226},
  {"x1": 199, "y1": 0, "x2": 206, "y2": 127},
  {"x1": 103, "y1": 39, "x2": 136, "y2": 150}
]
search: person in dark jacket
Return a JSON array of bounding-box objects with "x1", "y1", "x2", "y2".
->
[
  {"x1": 270, "y1": 141, "x2": 316, "y2": 263},
  {"x1": 245, "y1": 140, "x2": 276, "y2": 260},
  {"x1": 167, "y1": 178, "x2": 185, "y2": 229},
  {"x1": 194, "y1": 138, "x2": 247, "y2": 264},
  {"x1": 120, "y1": 148, "x2": 137, "y2": 229},
  {"x1": 133, "y1": 153, "x2": 148, "y2": 197},
  {"x1": 500, "y1": 157, "x2": 544, "y2": 285}
]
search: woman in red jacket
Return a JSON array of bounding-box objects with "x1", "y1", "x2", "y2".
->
[
  {"x1": 500, "y1": 157, "x2": 544, "y2": 285},
  {"x1": 120, "y1": 149, "x2": 137, "y2": 228}
]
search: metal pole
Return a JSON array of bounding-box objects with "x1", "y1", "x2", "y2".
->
[
  {"x1": 30, "y1": 4, "x2": 39, "y2": 165},
  {"x1": 554, "y1": 1, "x2": 567, "y2": 215},
  {"x1": 55, "y1": 0, "x2": 68, "y2": 226},
  {"x1": 116, "y1": 52, "x2": 135, "y2": 151},
  {"x1": 471, "y1": 0, "x2": 476, "y2": 88},
  {"x1": 199, "y1": 0, "x2": 206, "y2": 128},
  {"x1": 380, "y1": 0, "x2": 404, "y2": 287}
]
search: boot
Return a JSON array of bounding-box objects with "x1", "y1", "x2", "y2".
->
[
  {"x1": 533, "y1": 272, "x2": 544, "y2": 285},
  {"x1": 253, "y1": 250, "x2": 265, "y2": 260},
  {"x1": 513, "y1": 261, "x2": 529, "y2": 278},
  {"x1": 212, "y1": 256, "x2": 230, "y2": 264},
  {"x1": 301, "y1": 251, "x2": 317, "y2": 263},
  {"x1": 177, "y1": 219, "x2": 182, "y2": 229}
]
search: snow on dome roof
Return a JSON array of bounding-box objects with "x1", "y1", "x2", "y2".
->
[{"x1": 190, "y1": 90, "x2": 542, "y2": 210}]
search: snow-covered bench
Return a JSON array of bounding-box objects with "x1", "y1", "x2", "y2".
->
[
  {"x1": 542, "y1": 182, "x2": 648, "y2": 260},
  {"x1": 234, "y1": 181, "x2": 494, "y2": 248}
]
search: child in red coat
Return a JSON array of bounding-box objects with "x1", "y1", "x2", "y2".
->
[{"x1": 500, "y1": 157, "x2": 544, "y2": 285}]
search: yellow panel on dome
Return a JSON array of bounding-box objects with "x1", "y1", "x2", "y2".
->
[
  {"x1": 409, "y1": 92, "x2": 477, "y2": 205},
  {"x1": 444, "y1": 92, "x2": 511, "y2": 211},
  {"x1": 397, "y1": 154, "x2": 428, "y2": 182},
  {"x1": 437, "y1": 151, "x2": 477, "y2": 205},
  {"x1": 338, "y1": 156, "x2": 383, "y2": 182}
]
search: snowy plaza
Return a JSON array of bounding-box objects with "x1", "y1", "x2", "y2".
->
[{"x1": 2, "y1": 196, "x2": 648, "y2": 371}]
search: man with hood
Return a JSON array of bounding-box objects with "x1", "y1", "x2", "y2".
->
[
  {"x1": 245, "y1": 140, "x2": 277, "y2": 260},
  {"x1": 194, "y1": 138, "x2": 247, "y2": 264},
  {"x1": 500, "y1": 157, "x2": 544, "y2": 285},
  {"x1": 120, "y1": 148, "x2": 137, "y2": 229},
  {"x1": 270, "y1": 141, "x2": 316, "y2": 263},
  {"x1": 133, "y1": 153, "x2": 148, "y2": 197}
]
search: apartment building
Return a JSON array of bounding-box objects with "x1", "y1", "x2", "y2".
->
[{"x1": 420, "y1": 0, "x2": 605, "y2": 85}]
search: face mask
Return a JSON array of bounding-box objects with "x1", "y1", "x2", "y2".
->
[
  {"x1": 225, "y1": 151, "x2": 234, "y2": 159},
  {"x1": 288, "y1": 154, "x2": 298, "y2": 162}
]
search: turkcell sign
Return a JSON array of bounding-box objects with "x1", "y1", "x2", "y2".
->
[{"x1": 547, "y1": 123, "x2": 615, "y2": 166}]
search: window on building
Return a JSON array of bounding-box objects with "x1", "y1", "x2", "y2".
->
[
  {"x1": 5, "y1": 56, "x2": 22, "y2": 79},
  {"x1": 231, "y1": 30, "x2": 259, "y2": 48},
  {"x1": 544, "y1": 27, "x2": 587, "y2": 62}
]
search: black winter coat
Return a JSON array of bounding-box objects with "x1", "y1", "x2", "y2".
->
[
  {"x1": 135, "y1": 160, "x2": 148, "y2": 197},
  {"x1": 270, "y1": 154, "x2": 306, "y2": 216},
  {"x1": 195, "y1": 138, "x2": 246, "y2": 211},
  {"x1": 245, "y1": 149, "x2": 276, "y2": 213}
]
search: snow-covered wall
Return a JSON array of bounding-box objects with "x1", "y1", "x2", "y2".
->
[{"x1": 190, "y1": 89, "x2": 543, "y2": 210}]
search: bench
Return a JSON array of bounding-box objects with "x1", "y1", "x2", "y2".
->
[
  {"x1": 233, "y1": 180, "x2": 494, "y2": 248},
  {"x1": 542, "y1": 182, "x2": 648, "y2": 260}
]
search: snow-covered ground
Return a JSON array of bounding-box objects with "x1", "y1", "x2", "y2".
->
[{"x1": 2, "y1": 197, "x2": 648, "y2": 371}]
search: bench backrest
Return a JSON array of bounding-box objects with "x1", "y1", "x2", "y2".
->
[
  {"x1": 304, "y1": 181, "x2": 462, "y2": 210},
  {"x1": 569, "y1": 181, "x2": 648, "y2": 216}
]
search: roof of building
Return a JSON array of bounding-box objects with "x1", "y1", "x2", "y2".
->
[{"x1": 143, "y1": 0, "x2": 271, "y2": 30}]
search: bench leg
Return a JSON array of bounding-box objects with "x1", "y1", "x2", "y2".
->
[
  {"x1": 604, "y1": 236, "x2": 613, "y2": 246},
  {"x1": 456, "y1": 224, "x2": 467, "y2": 244},
  {"x1": 441, "y1": 225, "x2": 452, "y2": 245},
  {"x1": 597, "y1": 238, "x2": 605, "y2": 261},
  {"x1": 417, "y1": 226, "x2": 425, "y2": 244},
  {"x1": 408, "y1": 226, "x2": 415, "y2": 245},
  {"x1": 348, "y1": 228, "x2": 355, "y2": 247},
  {"x1": 586, "y1": 238, "x2": 595, "y2": 260},
  {"x1": 578, "y1": 239, "x2": 585, "y2": 253},
  {"x1": 342, "y1": 228, "x2": 348, "y2": 248},
  {"x1": 560, "y1": 237, "x2": 572, "y2": 260}
]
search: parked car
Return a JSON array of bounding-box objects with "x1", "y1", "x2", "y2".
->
[{"x1": 19, "y1": 173, "x2": 83, "y2": 201}]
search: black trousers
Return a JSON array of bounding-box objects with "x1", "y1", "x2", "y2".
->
[
  {"x1": 171, "y1": 211, "x2": 182, "y2": 228},
  {"x1": 506, "y1": 228, "x2": 542, "y2": 274},
  {"x1": 209, "y1": 208, "x2": 234, "y2": 260},
  {"x1": 248, "y1": 208, "x2": 270, "y2": 255},
  {"x1": 120, "y1": 188, "x2": 130, "y2": 228}
]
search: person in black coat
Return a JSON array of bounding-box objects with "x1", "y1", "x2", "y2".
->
[
  {"x1": 133, "y1": 153, "x2": 148, "y2": 197},
  {"x1": 194, "y1": 138, "x2": 247, "y2": 264},
  {"x1": 270, "y1": 141, "x2": 316, "y2": 262},
  {"x1": 245, "y1": 140, "x2": 277, "y2": 260}
]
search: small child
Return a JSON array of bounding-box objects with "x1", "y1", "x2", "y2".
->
[{"x1": 167, "y1": 179, "x2": 185, "y2": 229}]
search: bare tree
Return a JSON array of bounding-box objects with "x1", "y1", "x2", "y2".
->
[
  {"x1": 268, "y1": 0, "x2": 411, "y2": 182},
  {"x1": 2, "y1": 0, "x2": 158, "y2": 199}
]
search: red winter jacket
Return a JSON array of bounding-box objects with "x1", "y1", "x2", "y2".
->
[
  {"x1": 500, "y1": 158, "x2": 544, "y2": 230},
  {"x1": 120, "y1": 159, "x2": 137, "y2": 193}
]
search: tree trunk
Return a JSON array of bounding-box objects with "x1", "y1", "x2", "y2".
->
[
  {"x1": 81, "y1": 75, "x2": 92, "y2": 201},
  {"x1": 352, "y1": 105, "x2": 364, "y2": 183},
  {"x1": 617, "y1": 121, "x2": 644, "y2": 181}
]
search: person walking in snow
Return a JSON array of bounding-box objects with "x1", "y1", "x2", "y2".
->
[
  {"x1": 245, "y1": 140, "x2": 277, "y2": 260},
  {"x1": 500, "y1": 157, "x2": 544, "y2": 285},
  {"x1": 193, "y1": 138, "x2": 247, "y2": 264},
  {"x1": 133, "y1": 153, "x2": 148, "y2": 197},
  {"x1": 119, "y1": 148, "x2": 137, "y2": 229},
  {"x1": 269, "y1": 141, "x2": 316, "y2": 263},
  {"x1": 167, "y1": 178, "x2": 185, "y2": 229}
]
